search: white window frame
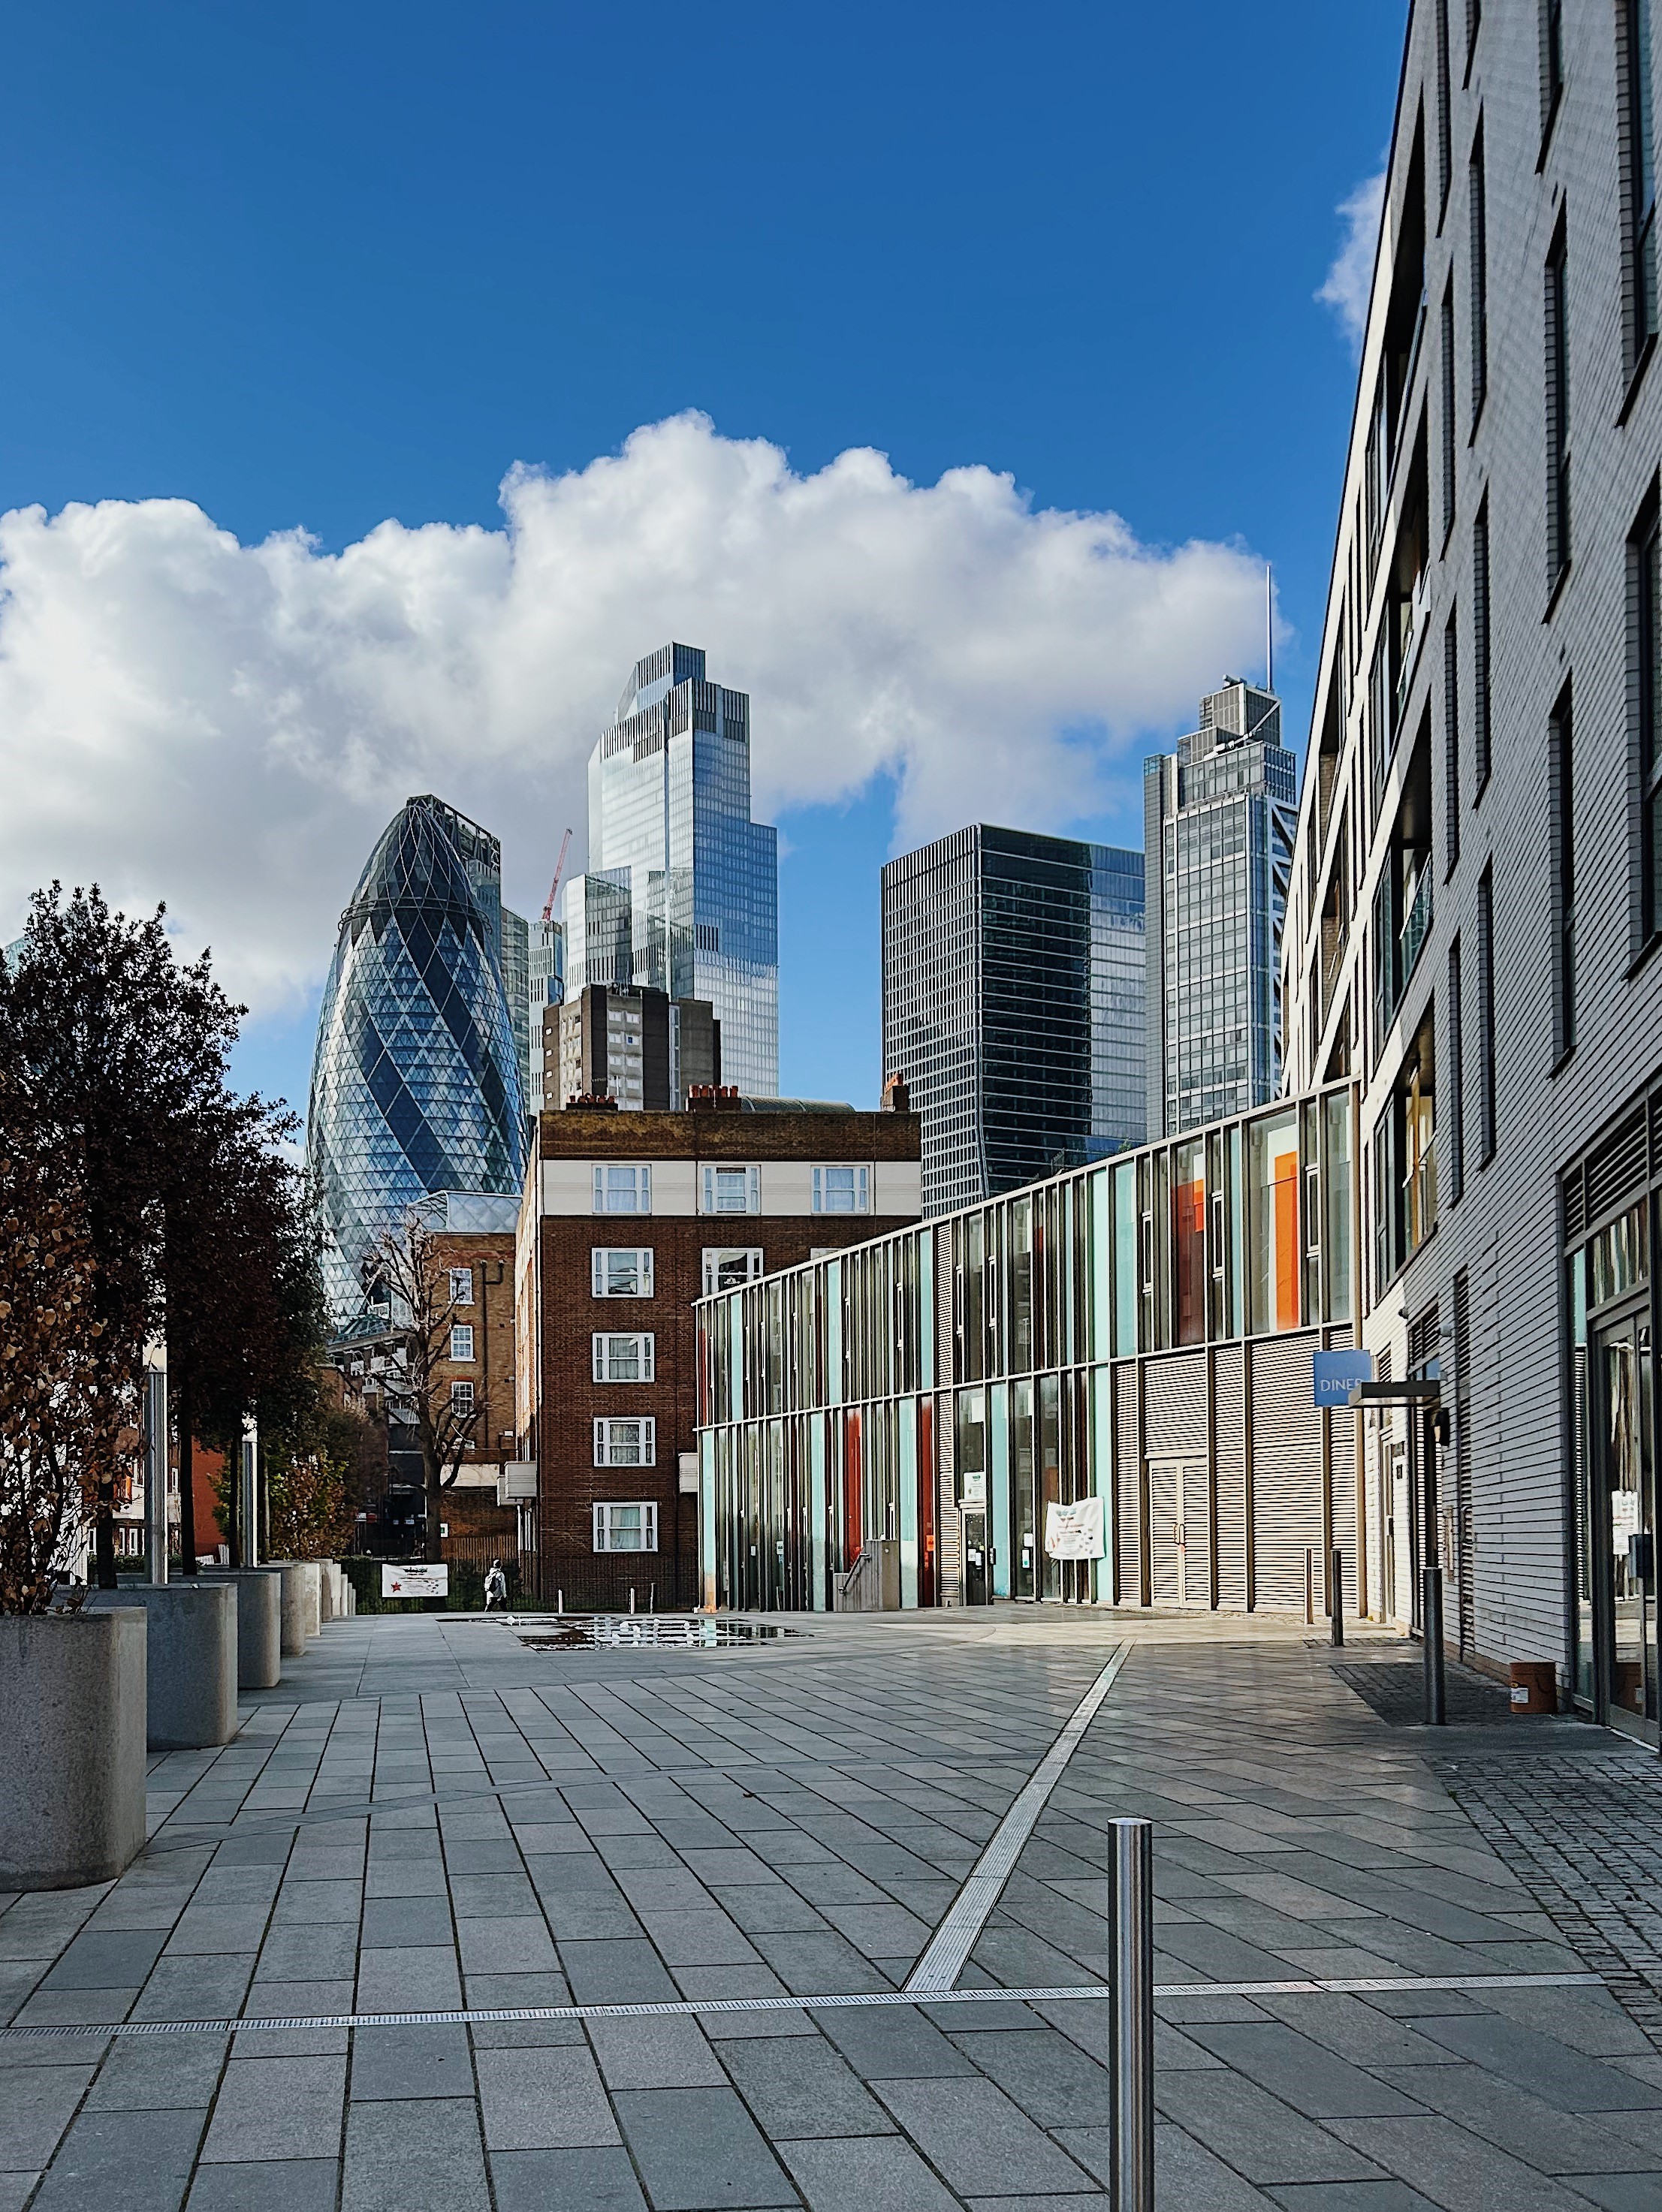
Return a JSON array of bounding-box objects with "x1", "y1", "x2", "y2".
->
[
  {"x1": 448, "y1": 1323, "x2": 475, "y2": 1362},
  {"x1": 592, "y1": 1331, "x2": 656, "y2": 1383},
  {"x1": 701, "y1": 1162, "x2": 760, "y2": 1215},
  {"x1": 447, "y1": 1267, "x2": 475, "y2": 1305},
  {"x1": 701, "y1": 1247, "x2": 765, "y2": 1297},
  {"x1": 592, "y1": 1499, "x2": 659, "y2": 1552},
  {"x1": 593, "y1": 1163, "x2": 653, "y2": 1215},
  {"x1": 813, "y1": 1164, "x2": 870, "y2": 1215},
  {"x1": 593, "y1": 1418, "x2": 656, "y2": 1468},
  {"x1": 450, "y1": 1380, "x2": 475, "y2": 1411},
  {"x1": 591, "y1": 1247, "x2": 654, "y2": 1298}
]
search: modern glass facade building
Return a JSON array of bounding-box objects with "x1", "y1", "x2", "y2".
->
[
  {"x1": 526, "y1": 918, "x2": 563, "y2": 1115},
  {"x1": 696, "y1": 1079, "x2": 1359, "y2": 1615},
  {"x1": 308, "y1": 795, "x2": 528, "y2": 1321},
  {"x1": 563, "y1": 643, "x2": 779, "y2": 1096},
  {"x1": 1145, "y1": 681, "x2": 1297, "y2": 1138},
  {"x1": 501, "y1": 906, "x2": 531, "y2": 1107},
  {"x1": 880, "y1": 826, "x2": 1145, "y2": 1216}
]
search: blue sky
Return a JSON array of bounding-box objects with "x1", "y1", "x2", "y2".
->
[{"x1": 0, "y1": 1, "x2": 1405, "y2": 1111}]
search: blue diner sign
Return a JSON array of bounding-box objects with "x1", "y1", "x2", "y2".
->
[{"x1": 1313, "y1": 1349, "x2": 1374, "y2": 1408}]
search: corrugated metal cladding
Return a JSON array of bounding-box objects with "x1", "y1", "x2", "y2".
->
[
  {"x1": 1327, "y1": 1324, "x2": 1359, "y2": 1612},
  {"x1": 1251, "y1": 1336, "x2": 1325, "y2": 1611},
  {"x1": 1115, "y1": 1367, "x2": 1141, "y2": 1605},
  {"x1": 1213, "y1": 1344, "x2": 1248, "y2": 1611},
  {"x1": 1109, "y1": 1334, "x2": 1335, "y2": 1615},
  {"x1": 1145, "y1": 1353, "x2": 1208, "y2": 1455}
]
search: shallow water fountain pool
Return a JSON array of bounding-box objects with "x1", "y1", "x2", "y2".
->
[{"x1": 511, "y1": 1614, "x2": 800, "y2": 1650}]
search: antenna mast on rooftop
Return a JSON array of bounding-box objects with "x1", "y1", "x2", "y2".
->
[{"x1": 1265, "y1": 565, "x2": 1274, "y2": 694}]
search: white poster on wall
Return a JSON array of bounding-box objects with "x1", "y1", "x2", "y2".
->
[
  {"x1": 1044, "y1": 1496, "x2": 1105, "y2": 1561},
  {"x1": 382, "y1": 1563, "x2": 448, "y2": 1599}
]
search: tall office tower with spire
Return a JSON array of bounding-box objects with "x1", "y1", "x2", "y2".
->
[
  {"x1": 1144, "y1": 678, "x2": 1297, "y2": 1137},
  {"x1": 562, "y1": 643, "x2": 778, "y2": 1095}
]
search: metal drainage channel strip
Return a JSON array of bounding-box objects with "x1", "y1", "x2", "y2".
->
[
  {"x1": 0, "y1": 1972, "x2": 1604, "y2": 2042},
  {"x1": 906, "y1": 1640, "x2": 1132, "y2": 1997}
]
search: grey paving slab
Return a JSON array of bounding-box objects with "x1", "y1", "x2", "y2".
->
[
  {"x1": 340, "y1": 2095, "x2": 490, "y2": 2212},
  {"x1": 1187, "y1": 2022, "x2": 1428, "y2": 2120},
  {"x1": 1410, "y1": 2012, "x2": 1662, "y2": 2114},
  {"x1": 348, "y1": 2024, "x2": 474, "y2": 2099},
  {"x1": 613, "y1": 2084, "x2": 798, "y2": 2208},
  {"x1": 1373, "y1": 2065, "x2": 1662, "y2": 2177},
  {"x1": 780, "y1": 2133, "x2": 961, "y2": 2212},
  {"x1": 873, "y1": 2075, "x2": 1095, "y2": 2195},
  {"x1": 1153, "y1": 2069, "x2": 1391, "y2": 2186},
  {"x1": 946, "y1": 2026, "x2": 1114, "y2": 2128},
  {"x1": 588, "y1": 2014, "x2": 729, "y2": 2089},
  {"x1": 200, "y1": 2054, "x2": 346, "y2": 2162},
  {"x1": 1326, "y1": 2114, "x2": 1617, "y2": 2210},
  {"x1": 0, "y1": 2062, "x2": 98, "y2": 2170},
  {"x1": 475, "y1": 2043, "x2": 618, "y2": 2150},
  {"x1": 85, "y1": 2032, "x2": 229, "y2": 2110},
  {"x1": 489, "y1": 2146, "x2": 649, "y2": 2211},
  {"x1": 30, "y1": 2105, "x2": 207, "y2": 2212},
  {"x1": 718, "y1": 2033, "x2": 895, "y2": 2138}
]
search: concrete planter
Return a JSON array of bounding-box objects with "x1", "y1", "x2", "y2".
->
[
  {"x1": 89, "y1": 1581, "x2": 238, "y2": 1749},
  {"x1": 203, "y1": 1569, "x2": 283, "y2": 1689},
  {"x1": 274, "y1": 1563, "x2": 309, "y2": 1656},
  {"x1": 0, "y1": 1611, "x2": 147, "y2": 1890}
]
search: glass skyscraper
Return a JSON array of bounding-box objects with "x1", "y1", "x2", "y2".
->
[
  {"x1": 1145, "y1": 680, "x2": 1297, "y2": 1138},
  {"x1": 562, "y1": 643, "x2": 778, "y2": 1095},
  {"x1": 881, "y1": 825, "x2": 1145, "y2": 1216},
  {"x1": 307, "y1": 794, "x2": 527, "y2": 1321}
]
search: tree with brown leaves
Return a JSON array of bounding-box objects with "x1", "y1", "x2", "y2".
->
[{"x1": 0, "y1": 1077, "x2": 109, "y2": 1614}]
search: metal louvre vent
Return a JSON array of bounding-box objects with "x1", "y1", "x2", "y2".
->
[
  {"x1": 1585, "y1": 1104, "x2": 1648, "y2": 1227},
  {"x1": 1213, "y1": 1344, "x2": 1247, "y2": 1611},
  {"x1": 1144, "y1": 1352, "x2": 1208, "y2": 1457},
  {"x1": 1115, "y1": 1367, "x2": 1142, "y2": 1605},
  {"x1": 1408, "y1": 1303, "x2": 1440, "y2": 1373},
  {"x1": 1249, "y1": 1335, "x2": 1324, "y2": 1611}
]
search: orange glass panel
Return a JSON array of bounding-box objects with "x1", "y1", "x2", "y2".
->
[{"x1": 1273, "y1": 1149, "x2": 1300, "y2": 1330}]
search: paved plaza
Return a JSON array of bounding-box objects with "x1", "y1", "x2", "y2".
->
[{"x1": 5, "y1": 1608, "x2": 1662, "y2": 2209}]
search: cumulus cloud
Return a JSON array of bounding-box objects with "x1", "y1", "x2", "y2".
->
[
  {"x1": 1316, "y1": 171, "x2": 1386, "y2": 351},
  {"x1": 0, "y1": 412, "x2": 1269, "y2": 1016}
]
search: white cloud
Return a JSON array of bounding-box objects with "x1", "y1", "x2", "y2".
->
[
  {"x1": 1316, "y1": 171, "x2": 1386, "y2": 351},
  {"x1": 0, "y1": 413, "x2": 1270, "y2": 1016}
]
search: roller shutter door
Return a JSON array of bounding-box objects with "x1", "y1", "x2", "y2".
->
[{"x1": 1326, "y1": 1326, "x2": 1358, "y2": 1612}]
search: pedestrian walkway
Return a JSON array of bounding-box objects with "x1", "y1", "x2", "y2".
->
[{"x1": 3, "y1": 1608, "x2": 1662, "y2": 2208}]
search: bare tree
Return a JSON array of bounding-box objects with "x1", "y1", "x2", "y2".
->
[
  {"x1": 340, "y1": 1211, "x2": 482, "y2": 1563},
  {"x1": 0, "y1": 1075, "x2": 108, "y2": 1614}
]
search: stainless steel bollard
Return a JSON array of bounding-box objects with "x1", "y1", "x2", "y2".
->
[
  {"x1": 1112, "y1": 1817, "x2": 1154, "y2": 2212},
  {"x1": 1423, "y1": 1566, "x2": 1446, "y2": 1725},
  {"x1": 1331, "y1": 1545, "x2": 1344, "y2": 1647}
]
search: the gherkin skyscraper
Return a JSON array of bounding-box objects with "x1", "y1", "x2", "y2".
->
[{"x1": 308, "y1": 794, "x2": 527, "y2": 1322}]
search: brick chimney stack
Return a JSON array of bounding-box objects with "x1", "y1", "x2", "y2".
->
[{"x1": 881, "y1": 1072, "x2": 911, "y2": 1114}]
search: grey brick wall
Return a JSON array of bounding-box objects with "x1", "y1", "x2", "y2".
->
[{"x1": 1285, "y1": 0, "x2": 1662, "y2": 1671}]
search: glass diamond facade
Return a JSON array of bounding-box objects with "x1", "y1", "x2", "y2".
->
[{"x1": 308, "y1": 794, "x2": 528, "y2": 1321}]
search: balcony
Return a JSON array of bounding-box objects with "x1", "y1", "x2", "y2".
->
[
  {"x1": 1398, "y1": 863, "x2": 1432, "y2": 990},
  {"x1": 1394, "y1": 565, "x2": 1431, "y2": 728}
]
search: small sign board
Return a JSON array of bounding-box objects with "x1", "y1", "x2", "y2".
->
[
  {"x1": 382, "y1": 1562, "x2": 448, "y2": 1599},
  {"x1": 1313, "y1": 1349, "x2": 1374, "y2": 1408},
  {"x1": 959, "y1": 1469, "x2": 988, "y2": 1510}
]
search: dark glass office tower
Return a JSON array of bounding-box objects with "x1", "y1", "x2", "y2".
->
[{"x1": 882, "y1": 826, "x2": 1145, "y2": 1215}]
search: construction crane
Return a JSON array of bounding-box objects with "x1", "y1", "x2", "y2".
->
[{"x1": 540, "y1": 827, "x2": 574, "y2": 927}]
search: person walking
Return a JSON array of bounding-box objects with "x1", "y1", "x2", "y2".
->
[{"x1": 484, "y1": 1558, "x2": 508, "y2": 1612}]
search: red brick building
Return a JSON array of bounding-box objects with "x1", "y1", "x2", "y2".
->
[{"x1": 517, "y1": 1086, "x2": 921, "y2": 1605}]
